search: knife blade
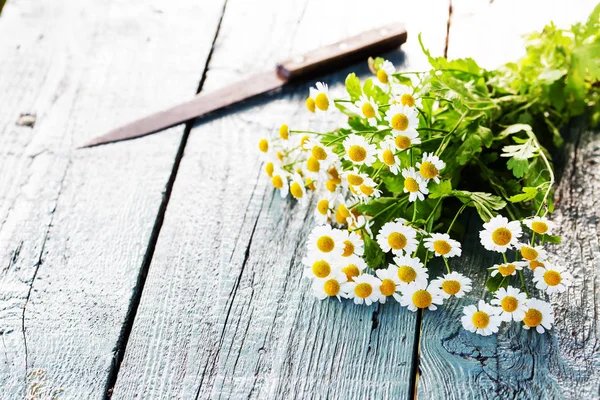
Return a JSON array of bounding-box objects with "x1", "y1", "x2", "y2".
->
[{"x1": 81, "y1": 23, "x2": 407, "y2": 148}]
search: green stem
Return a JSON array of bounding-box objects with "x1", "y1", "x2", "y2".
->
[
  {"x1": 442, "y1": 257, "x2": 451, "y2": 274},
  {"x1": 502, "y1": 252, "x2": 508, "y2": 264},
  {"x1": 519, "y1": 270, "x2": 530, "y2": 297},
  {"x1": 447, "y1": 202, "x2": 469, "y2": 234}
]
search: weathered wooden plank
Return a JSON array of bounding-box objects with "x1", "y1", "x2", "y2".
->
[
  {"x1": 111, "y1": 0, "x2": 450, "y2": 398},
  {"x1": 417, "y1": 1, "x2": 600, "y2": 398},
  {"x1": 0, "y1": 0, "x2": 225, "y2": 397}
]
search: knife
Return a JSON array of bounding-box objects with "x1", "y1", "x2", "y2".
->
[{"x1": 81, "y1": 23, "x2": 407, "y2": 148}]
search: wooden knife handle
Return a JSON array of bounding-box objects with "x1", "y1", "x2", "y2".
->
[{"x1": 276, "y1": 23, "x2": 407, "y2": 82}]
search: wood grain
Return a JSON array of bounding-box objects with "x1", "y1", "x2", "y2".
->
[
  {"x1": 110, "y1": 0, "x2": 450, "y2": 398},
  {"x1": 0, "y1": 0, "x2": 225, "y2": 397},
  {"x1": 417, "y1": 1, "x2": 600, "y2": 398}
]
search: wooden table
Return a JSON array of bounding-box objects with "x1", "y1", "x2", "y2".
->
[{"x1": 1, "y1": 0, "x2": 598, "y2": 398}]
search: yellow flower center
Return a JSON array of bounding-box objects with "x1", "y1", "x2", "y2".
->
[
  {"x1": 520, "y1": 246, "x2": 538, "y2": 261},
  {"x1": 326, "y1": 179, "x2": 337, "y2": 192},
  {"x1": 395, "y1": 135, "x2": 411, "y2": 150},
  {"x1": 300, "y1": 135, "x2": 310, "y2": 150},
  {"x1": 491, "y1": 227, "x2": 512, "y2": 246},
  {"x1": 265, "y1": 162, "x2": 274, "y2": 177},
  {"x1": 433, "y1": 240, "x2": 452, "y2": 255},
  {"x1": 523, "y1": 308, "x2": 543, "y2": 327},
  {"x1": 441, "y1": 280, "x2": 461, "y2": 295},
  {"x1": 335, "y1": 204, "x2": 350, "y2": 225},
  {"x1": 497, "y1": 263, "x2": 516, "y2": 276},
  {"x1": 543, "y1": 270, "x2": 562, "y2": 286},
  {"x1": 404, "y1": 177, "x2": 419, "y2": 193},
  {"x1": 342, "y1": 240, "x2": 355, "y2": 257},
  {"x1": 315, "y1": 93, "x2": 329, "y2": 111},
  {"x1": 362, "y1": 102, "x2": 376, "y2": 118},
  {"x1": 501, "y1": 296, "x2": 518, "y2": 312},
  {"x1": 388, "y1": 232, "x2": 407, "y2": 250},
  {"x1": 312, "y1": 146, "x2": 328, "y2": 161},
  {"x1": 360, "y1": 184, "x2": 374, "y2": 196},
  {"x1": 397, "y1": 266, "x2": 416, "y2": 283},
  {"x1": 306, "y1": 177, "x2": 316, "y2": 191},
  {"x1": 312, "y1": 260, "x2": 331, "y2": 278},
  {"x1": 531, "y1": 221, "x2": 549, "y2": 234},
  {"x1": 391, "y1": 113, "x2": 409, "y2": 131},
  {"x1": 342, "y1": 264, "x2": 360, "y2": 281},
  {"x1": 354, "y1": 282, "x2": 373, "y2": 298},
  {"x1": 380, "y1": 279, "x2": 397, "y2": 296},
  {"x1": 348, "y1": 145, "x2": 367, "y2": 162},
  {"x1": 376, "y1": 69, "x2": 389, "y2": 84},
  {"x1": 305, "y1": 97, "x2": 316, "y2": 113},
  {"x1": 279, "y1": 124, "x2": 289, "y2": 140},
  {"x1": 323, "y1": 279, "x2": 340, "y2": 296},
  {"x1": 412, "y1": 290, "x2": 432, "y2": 309},
  {"x1": 347, "y1": 173, "x2": 364, "y2": 186},
  {"x1": 471, "y1": 311, "x2": 490, "y2": 329},
  {"x1": 307, "y1": 156, "x2": 320, "y2": 173},
  {"x1": 277, "y1": 151, "x2": 284, "y2": 161},
  {"x1": 258, "y1": 138, "x2": 269, "y2": 153},
  {"x1": 400, "y1": 93, "x2": 415, "y2": 107},
  {"x1": 316, "y1": 236, "x2": 335, "y2": 253},
  {"x1": 271, "y1": 175, "x2": 284, "y2": 189},
  {"x1": 317, "y1": 199, "x2": 329, "y2": 216},
  {"x1": 290, "y1": 182, "x2": 303, "y2": 199},
  {"x1": 419, "y1": 161, "x2": 439, "y2": 179},
  {"x1": 382, "y1": 149, "x2": 396, "y2": 165},
  {"x1": 529, "y1": 260, "x2": 544, "y2": 270}
]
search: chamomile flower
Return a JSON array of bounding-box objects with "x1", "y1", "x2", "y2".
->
[
  {"x1": 374, "y1": 60, "x2": 395, "y2": 91},
  {"x1": 305, "y1": 139, "x2": 335, "y2": 166},
  {"x1": 312, "y1": 270, "x2": 348, "y2": 301},
  {"x1": 400, "y1": 281, "x2": 444, "y2": 312},
  {"x1": 258, "y1": 137, "x2": 269, "y2": 153},
  {"x1": 354, "y1": 177, "x2": 382, "y2": 200},
  {"x1": 423, "y1": 233, "x2": 462, "y2": 258},
  {"x1": 392, "y1": 129, "x2": 421, "y2": 150},
  {"x1": 270, "y1": 168, "x2": 289, "y2": 198},
  {"x1": 355, "y1": 94, "x2": 380, "y2": 126},
  {"x1": 517, "y1": 243, "x2": 548, "y2": 262},
  {"x1": 430, "y1": 272, "x2": 472, "y2": 299},
  {"x1": 461, "y1": 300, "x2": 502, "y2": 336},
  {"x1": 528, "y1": 259, "x2": 547, "y2": 271},
  {"x1": 489, "y1": 262, "x2": 526, "y2": 277},
  {"x1": 279, "y1": 124, "x2": 289, "y2": 140},
  {"x1": 390, "y1": 84, "x2": 422, "y2": 108},
  {"x1": 385, "y1": 104, "x2": 419, "y2": 132},
  {"x1": 309, "y1": 82, "x2": 331, "y2": 113},
  {"x1": 479, "y1": 215, "x2": 522, "y2": 253},
  {"x1": 347, "y1": 214, "x2": 372, "y2": 236},
  {"x1": 339, "y1": 255, "x2": 367, "y2": 282},
  {"x1": 344, "y1": 274, "x2": 382, "y2": 306},
  {"x1": 334, "y1": 201, "x2": 352, "y2": 225},
  {"x1": 306, "y1": 225, "x2": 345, "y2": 257},
  {"x1": 342, "y1": 134, "x2": 377, "y2": 166},
  {"x1": 289, "y1": 173, "x2": 308, "y2": 207},
  {"x1": 522, "y1": 298, "x2": 554, "y2": 333},
  {"x1": 391, "y1": 255, "x2": 429, "y2": 287},
  {"x1": 376, "y1": 221, "x2": 418, "y2": 256},
  {"x1": 524, "y1": 216, "x2": 557, "y2": 235},
  {"x1": 343, "y1": 168, "x2": 369, "y2": 188},
  {"x1": 341, "y1": 230, "x2": 364, "y2": 257},
  {"x1": 533, "y1": 264, "x2": 572, "y2": 294},
  {"x1": 416, "y1": 152, "x2": 445, "y2": 183},
  {"x1": 375, "y1": 267, "x2": 402, "y2": 303},
  {"x1": 302, "y1": 253, "x2": 337, "y2": 279},
  {"x1": 491, "y1": 286, "x2": 529, "y2": 322},
  {"x1": 402, "y1": 167, "x2": 428, "y2": 202},
  {"x1": 378, "y1": 140, "x2": 401, "y2": 175},
  {"x1": 315, "y1": 195, "x2": 336, "y2": 225}
]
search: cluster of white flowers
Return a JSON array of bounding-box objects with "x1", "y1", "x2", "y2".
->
[
  {"x1": 461, "y1": 215, "x2": 568, "y2": 335},
  {"x1": 258, "y1": 58, "x2": 567, "y2": 337}
]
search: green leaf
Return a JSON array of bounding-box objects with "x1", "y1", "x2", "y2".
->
[
  {"x1": 506, "y1": 157, "x2": 529, "y2": 178},
  {"x1": 363, "y1": 233, "x2": 386, "y2": 269},
  {"x1": 363, "y1": 78, "x2": 389, "y2": 104},
  {"x1": 542, "y1": 234, "x2": 562, "y2": 244},
  {"x1": 486, "y1": 273, "x2": 508, "y2": 293},
  {"x1": 452, "y1": 190, "x2": 506, "y2": 222},
  {"x1": 382, "y1": 175, "x2": 404, "y2": 193},
  {"x1": 456, "y1": 135, "x2": 482, "y2": 165},
  {"x1": 508, "y1": 186, "x2": 538, "y2": 203},
  {"x1": 356, "y1": 197, "x2": 397, "y2": 216},
  {"x1": 345, "y1": 73, "x2": 362, "y2": 102},
  {"x1": 429, "y1": 180, "x2": 452, "y2": 199}
]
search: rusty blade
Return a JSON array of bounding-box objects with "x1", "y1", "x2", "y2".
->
[{"x1": 81, "y1": 70, "x2": 286, "y2": 148}]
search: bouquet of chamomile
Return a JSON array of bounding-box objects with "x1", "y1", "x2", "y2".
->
[{"x1": 258, "y1": 7, "x2": 600, "y2": 336}]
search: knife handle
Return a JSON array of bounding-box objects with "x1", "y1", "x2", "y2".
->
[{"x1": 276, "y1": 23, "x2": 407, "y2": 82}]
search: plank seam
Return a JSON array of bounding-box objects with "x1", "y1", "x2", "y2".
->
[{"x1": 103, "y1": 0, "x2": 230, "y2": 397}]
